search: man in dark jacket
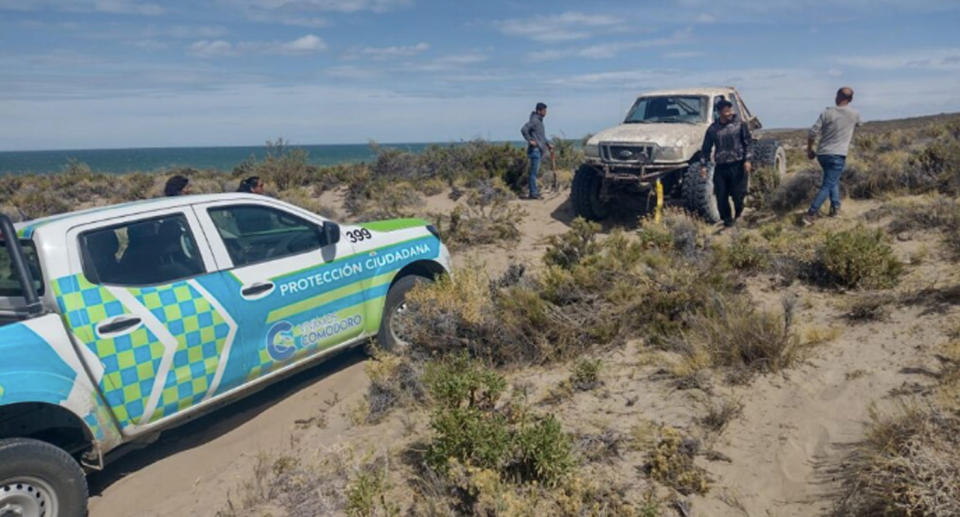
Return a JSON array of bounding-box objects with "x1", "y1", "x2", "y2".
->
[
  {"x1": 700, "y1": 100, "x2": 753, "y2": 227},
  {"x1": 520, "y1": 102, "x2": 553, "y2": 200}
]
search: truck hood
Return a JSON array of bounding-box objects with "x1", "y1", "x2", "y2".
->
[{"x1": 587, "y1": 122, "x2": 707, "y2": 149}]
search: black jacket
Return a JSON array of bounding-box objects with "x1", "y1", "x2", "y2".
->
[{"x1": 701, "y1": 115, "x2": 752, "y2": 166}]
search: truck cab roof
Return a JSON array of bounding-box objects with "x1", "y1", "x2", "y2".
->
[{"x1": 15, "y1": 193, "x2": 270, "y2": 240}]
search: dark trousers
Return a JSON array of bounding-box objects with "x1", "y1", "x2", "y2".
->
[{"x1": 714, "y1": 161, "x2": 748, "y2": 226}]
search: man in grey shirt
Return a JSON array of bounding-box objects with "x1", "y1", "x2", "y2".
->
[
  {"x1": 520, "y1": 102, "x2": 553, "y2": 200},
  {"x1": 804, "y1": 87, "x2": 861, "y2": 222}
]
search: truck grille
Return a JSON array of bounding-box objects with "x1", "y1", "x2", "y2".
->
[{"x1": 601, "y1": 143, "x2": 656, "y2": 164}]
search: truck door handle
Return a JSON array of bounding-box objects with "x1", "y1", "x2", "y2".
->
[
  {"x1": 97, "y1": 316, "x2": 142, "y2": 335},
  {"x1": 241, "y1": 282, "x2": 275, "y2": 297}
]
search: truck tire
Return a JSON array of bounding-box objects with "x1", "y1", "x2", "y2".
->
[
  {"x1": 571, "y1": 164, "x2": 609, "y2": 221},
  {"x1": 682, "y1": 163, "x2": 720, "y2": 223},
  {"x1": 0, "y1": 438, "x2": 87, "y2": 517},
  {"x1": 753, "y1": 139, "x2": 787, "y2": 178},
  {"x1": 376, "y1": 275, "x2": 431, "y2": 352}
]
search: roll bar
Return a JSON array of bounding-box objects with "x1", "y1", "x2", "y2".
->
[{"x1": 0, "y1": 214, "x2": 43, "y2": 315}]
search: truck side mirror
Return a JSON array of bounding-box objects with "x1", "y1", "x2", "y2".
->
[
  {"x1": 321, "y1": 221, "x2": 340, "y2": 246},
  {"x1": 748, "y1": 116, "x2": 762, "y2": 131}
]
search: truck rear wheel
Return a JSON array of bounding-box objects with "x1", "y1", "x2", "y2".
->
[
  {"x1": 0, "y1": 438, "x2": 87, "y2": 517},
  {"x1": 682, "y1": 163, "x2": 720, "y2": 223},
  {"x1": 571, "y1": 164, "x2": 609, "y2": 221},
  {"x1": 753, "y1": 139, "x2": 787, "y2": 178}
]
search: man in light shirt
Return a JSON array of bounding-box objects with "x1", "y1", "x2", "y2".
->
[{"x1": 804, "y1": 87, "x2": 861, "y2": 223}]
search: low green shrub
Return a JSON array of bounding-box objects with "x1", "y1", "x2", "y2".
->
[
  {"x1": 569, "y1": 359, "x2": 602, "y2": 391},
  {"x1": 680, "y1": 296, "x2": 799, "y2": 382},
  {"x1": 543, "y1": 217, "x2": 600, "y2": 269},
  {"x1": 422, "y1": 354, "x2": 574, "y2": 487},
  {"x1": 816, "y1": 226, "x2": 904, "y2": 289}
]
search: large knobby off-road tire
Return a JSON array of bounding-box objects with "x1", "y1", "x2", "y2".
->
[
  {"x1": 682, "y1": 163, "x2": 720, "y2": 223},
  {"x1": 571, "y1": 164, "x2": 609, "y2": 221},
  {"x1": 0, "y1": 438, "x2": 88, "y2": 517},
  {"x1": 753, "y1": 138, "x2": 787, "y2": 179},
  {"x1": 376, "y1": 275, "x2": 432, "y2": 353}
]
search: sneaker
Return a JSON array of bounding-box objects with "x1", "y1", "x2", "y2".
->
[
  {"x1": 528, "y1": 193, "x2": 543, "y2": 200},
  {"x1": 801, "y1": 213, "x2": 818, "y2": 226},
  {"x1": 828, "y1": 206, "x2": 841, "y2": 218}
]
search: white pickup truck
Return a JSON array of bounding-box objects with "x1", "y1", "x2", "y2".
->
[
  {"x1": 0, "y1": 193, "x2": 451, "y2": 517},
  {"x1": 573, "y1": 86, "x2": 787, "y2": 222}
]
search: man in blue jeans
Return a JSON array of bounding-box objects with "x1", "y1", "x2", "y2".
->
[
  {"x1": 520, "y1": 102, "x2": 553, "y2": 200},
  {"x1": 804, "y1": 87, "x2": 861, "y2": 224}
]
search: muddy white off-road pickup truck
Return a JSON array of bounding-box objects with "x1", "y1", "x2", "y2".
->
[
  {"x1": 0, "y1": 193, "x2": 450, "y2": 517},
  {"x1": 572, "y1": 86, "x2": 787, "y2": 222}
]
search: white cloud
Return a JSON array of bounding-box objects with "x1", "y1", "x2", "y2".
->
[
  {"x1": 528, "y1": 29, "x2": 693, "y2": 61},
  {"x1": 353, "y1": 42, "x2": 430, "y2": 59},
  {"x1": 407, "y1": 53, "x2": 489, "y2": 72},
  {"x1": 94, "y1": 0, "x2": 163, "y2": 15},
  {"x1": 663, "y1": 50, "x2": 705, "y2": 59},
  {"x1": 325, "y1": 65, "x2": 382, "y2": 79},
  {"x1": 134, "y1": 39, "x2": 168, "y2": 50},
  {"x1": 278, "y1": 34, "x2": 327, "y2": 54},
  {"x1": 219, "y1": 0, "x2": 412, "y2": 24},
  {"x1": 245, "y1": 12, "x2": 329, "y2": 28},
  {"x1": 187, "y1": 34, "x2": 327, "y2": 57},
  {"x1": 497, "y1": 11, "x2": 622, "y2": 42},
  {"x1": 836, "y1": 48, "x2": 960, "y2": 71},
  {"x1": 188, "y1": 40, "x2": 236, "y2": 58},
  {"x1": 0, "y1": 0, "x2": 165, "y2": 15}
]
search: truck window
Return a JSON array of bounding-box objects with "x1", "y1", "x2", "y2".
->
[
  {"x1": 207, "y1": 205, "x2": 323, "y2": 268},
  {"x1": 0, "y1": 239, "x2": 43, "y2": 297},
  {"x1": 625, "y1": 95, "x2": 707, "y2": 124},
  {"x1": 79, "y1": 214, "x2": 205, "y2": 286}
]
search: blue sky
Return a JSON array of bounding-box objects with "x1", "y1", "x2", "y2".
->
[{"x1": 0, "y1": 0, "x2": 958, "y2": 150}]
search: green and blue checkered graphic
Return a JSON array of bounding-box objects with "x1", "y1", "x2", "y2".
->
[
  {"x1": 54, "y1": 274, "x2": 164, "y2": 428},
  {"x1": 129, "y1": 281, "x2": 230, "y2": 420}
]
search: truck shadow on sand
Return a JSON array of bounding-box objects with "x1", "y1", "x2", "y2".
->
[{"x1": 85, "y1": 347, "x2": 367, "y2": 496}]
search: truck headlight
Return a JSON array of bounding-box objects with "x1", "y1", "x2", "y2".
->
[
  {"x1": 657, "y1": 146, "x2": 684, "y2": 161},
  {"x1": 584, "y1": 143, "x2": 600, "y2": 158}
]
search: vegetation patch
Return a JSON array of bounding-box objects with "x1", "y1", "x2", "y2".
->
[
  {"x1": 815, "y1": 226, "x2": 904, "y2": 289},
  {"x1": 422, "y1": 353, "x2": 575, "y2": 487}
]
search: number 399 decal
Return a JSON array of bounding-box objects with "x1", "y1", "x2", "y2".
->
[{"x1": 346, "y1": 228, "x2": 373, "y2": 243}]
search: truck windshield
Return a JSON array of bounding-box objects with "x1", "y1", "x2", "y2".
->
[
  {"x1": 0, "y1": 239, "x2": 43, "y2": 297},
  {"x1": 624, "y1": 95, "x2": 707, "y2": 124}
]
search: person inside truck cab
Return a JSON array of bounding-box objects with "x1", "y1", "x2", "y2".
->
[
  {"x1": 237, "y1": 176, "x2": 265, "y2": 194},
  {"x1": 164, "y1": 175, "x2": 191, "y2": 197}
]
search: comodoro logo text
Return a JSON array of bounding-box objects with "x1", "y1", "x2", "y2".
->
[
  {"x1": 265, "y1": 313, "x2": 363, "y2": 361},
  {"x1": 279, "y1": 242, "x2": 433, "y2": 296}
]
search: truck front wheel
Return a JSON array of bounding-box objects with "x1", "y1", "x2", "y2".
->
[
  {"x1": 0, "y1": 438, "x2": 87, "y2": 517},
  {"x1": 571, "y1": 164, "x2": 609, "y2": 221},
  {"x1": 376, "y1": 275, "x2": 432, "y2": 352},
  {"x1": 682, "y1": 163, "x2": 720, "y2": 223}
]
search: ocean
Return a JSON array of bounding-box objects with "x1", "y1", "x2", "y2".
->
[{"x1": 0, "y1": 142, "x2": 454, "y2": 175}]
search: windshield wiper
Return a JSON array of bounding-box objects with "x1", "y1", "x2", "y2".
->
[{"x1": 624, "y1": 120, "x2": 653, "y2": 124}]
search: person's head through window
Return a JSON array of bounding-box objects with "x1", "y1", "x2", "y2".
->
[
  {"x1": 164, "y1": 175, "x2": 190, "y2": 197},
  {"x1": 237, "y1": 176, "x2": 264, "y2": 194},
  {"x1": 716, "y1": 99, "x2": 735, "y2": 124}
]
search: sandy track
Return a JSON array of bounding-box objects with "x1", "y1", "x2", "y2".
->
[
  {"x1": 694, "y1": 303, "x2": 945, "y2": 516},
  {"x1": 87, "y1": 349, "x2": 369, "y2": 517}
]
